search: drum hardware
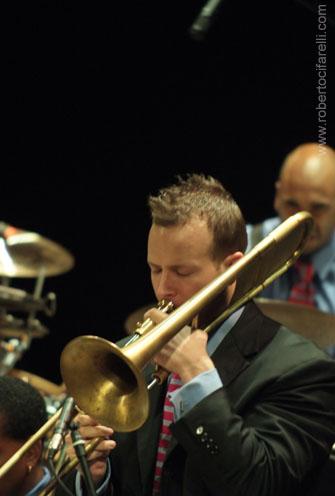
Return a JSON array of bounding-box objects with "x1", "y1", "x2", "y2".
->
[
  {"x1": 0, "y1": 313, "x2": 49, "y2": 339},
  {"x1": 0, "y1": 315, "x2": 50, "y2": 375},
  {"x1": 0, "y1": 335, "x2": 30, "y2": 375},
  {"x1": 0, "y1": 285, "x2": 56, "y2": 315},
  {"x1": 0, "y1": 312, "x2": 50, "y2": 375},
  {"x1": 0, "y1": 220, "x2": 74, "y2": 376},
  {"x1": 0, "y1": 338, "x2": 26, "y2": 375},
  {"x1": 60, "y1": 211, "x2": 313, "y2": 432}
]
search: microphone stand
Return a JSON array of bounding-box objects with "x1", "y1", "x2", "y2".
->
[
  {"x1": 70, "y1": 422, "x2": 97, "y2": 496},
  {"x1": 189, "y1": 0, "x2": 224, "y2": 41}
]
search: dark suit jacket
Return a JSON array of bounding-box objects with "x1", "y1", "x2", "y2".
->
[{"x1": 56, "y1": 302, "x2": 335, "y2": 496}]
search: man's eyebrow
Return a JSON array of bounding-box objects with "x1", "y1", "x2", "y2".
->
[
  {"x1": 147, "y1": 261, "x2": 195, "y2": 269},
  {"x1": 311, "y1": 200, "x2": 330, "y2": 207}
]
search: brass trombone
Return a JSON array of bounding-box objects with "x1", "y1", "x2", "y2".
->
[{"x1": 60, "y1": 212, "x2": 313, "y2": 433}]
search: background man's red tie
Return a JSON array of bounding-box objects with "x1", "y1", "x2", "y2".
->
[
  {"x1": 152, "y1": 372, "x2": 182, "y2": 495},
  {"x1": 288, "y1": 259, "x2": 315, "y2": 306}
]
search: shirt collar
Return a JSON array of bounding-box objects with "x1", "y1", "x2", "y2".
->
[
  {"x1": 310, "y1": 231, "x2": 335, "y2": 280},
  {"x1": 207, "y1": 306, "x2": 245, "y2": 355}
]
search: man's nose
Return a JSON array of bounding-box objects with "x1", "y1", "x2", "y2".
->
[{"x1": 156, "y1": 272, "x2": 176, "y2": 300}]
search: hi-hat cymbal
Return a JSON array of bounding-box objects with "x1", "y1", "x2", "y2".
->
[
  {"x1": 126, "y1": 299, "x2": 335, "y2": 349},
  {"x1": 255, "y1": 298, "x2": 335, "y2": 349},
  {"x1": 8, "y1": 368, "x2": 66, "y2": 396},
  {"x1": 0, "y1": 223, "x2": 74, "y2": 277},
  {"x1": 124, "y1": 303, "x2": 155, "y2": 335}
]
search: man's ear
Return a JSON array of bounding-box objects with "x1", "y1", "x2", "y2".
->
[
  {"x1": 274, "y1": 180, "x2": 281, "y2": 212},
  {"x1": 24, "y1": 439, "x2": 43, "y2": 468},
  {"x1": 223, "y1": 251, "x2": 244, "y2": 269}
]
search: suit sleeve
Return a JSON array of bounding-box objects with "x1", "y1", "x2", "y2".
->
[{"x1": 171, "y1": 357, "x2": 335, "y2": 496}]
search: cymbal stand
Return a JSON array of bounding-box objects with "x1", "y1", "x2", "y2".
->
[
  {"x1": 0, "y1": 276, "x2": 26, "y2": 375},
  {"x1": 18, "y1": 266, "x2": 49, "y2": 362},
  {"x1": 0, "y1": 268, "x2": 49, "y2": 374},
  {"x1": 26, "y1": 266, "x2": 46, "y2": 334}
]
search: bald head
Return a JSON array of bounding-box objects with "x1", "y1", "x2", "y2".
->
[
  {"x1": 274, "y1": 143, "x2": 335, "y2": 254},
  {"x1": 279, "y1": 143, "x2": 335, "y2": 185}
]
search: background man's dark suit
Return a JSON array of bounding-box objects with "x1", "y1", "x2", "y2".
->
[{"x1": 57, "y1": 302, "x2": 335, "y2": 495}]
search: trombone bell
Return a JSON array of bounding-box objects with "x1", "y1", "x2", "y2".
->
[{"x1": 60, "y1": 336, "x2": 149, "y2": 432}]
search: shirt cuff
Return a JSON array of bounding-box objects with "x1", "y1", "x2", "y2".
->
[
  {"x1": 75, "y1": 458, "x2": 112, "y2": 495},
  {"x1": 168, "y1": 368, "x2": 223, "y2": 420}
]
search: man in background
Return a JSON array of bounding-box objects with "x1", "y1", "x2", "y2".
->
[{"x1": 247, "y1": 143, "x2": 335, "y2": 355}]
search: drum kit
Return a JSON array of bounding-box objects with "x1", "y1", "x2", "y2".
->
[
  {"x1": 0, "y1": 221, "x2": 74, "y2": 413},
  {"x1": 124, "y1": 300, "x2": 335, "y2": 348}
]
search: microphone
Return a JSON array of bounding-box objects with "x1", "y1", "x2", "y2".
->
[
  {"x1": 47, "y1": 396, "x2": 75, "y2": 459},
  {"x1": 189, "y1": 0, "x2": 225, "y2": 41}
]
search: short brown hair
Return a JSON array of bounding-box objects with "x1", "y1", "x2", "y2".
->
[{"x1": 148, "y1": 174, "x2": 247, "y2": 261}]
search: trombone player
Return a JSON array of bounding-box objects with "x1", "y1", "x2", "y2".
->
[{"x1": 57, "y1": 174, "x2": 335, "y2": 496}]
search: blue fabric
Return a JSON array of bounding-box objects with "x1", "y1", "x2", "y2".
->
[
  {"x1": 25, "y1": 465, "x2": 51, "y2": 496},
  {"x1": 247, "y1": 217, "x2": 335, "y2": 357},
  {"x1": 75, "y1": 458, "x2": 112, "y2": 495}
]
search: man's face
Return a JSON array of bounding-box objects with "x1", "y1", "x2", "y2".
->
[
  {"x1": 147, "y1": 218, "x2": 229, "y2": 308},
  {"x1": 274, "y1": 171, "x2": 335, "y2": 254},
  {"x1": 0, "y1": 434, "x2": 28, "y2": 496}
]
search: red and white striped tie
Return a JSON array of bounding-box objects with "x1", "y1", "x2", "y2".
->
[
  {"x1": 152, "y1": 372, "x2": 182, "y2": 495},
  {"x1": 288, "y1": 259, "x2": 315, "y2": 306}
]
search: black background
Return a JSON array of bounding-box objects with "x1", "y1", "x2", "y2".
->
[{"x1": 3, "y1": 0, "x2": 334, "y2": 385}]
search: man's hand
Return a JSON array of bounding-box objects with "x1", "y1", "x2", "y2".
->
[
  {"x1": 145, "y1": 308, "x2": 215, "y2": 383},
  {"x1": 65, "y1": 413, "x2": 116, "y2": 485}
]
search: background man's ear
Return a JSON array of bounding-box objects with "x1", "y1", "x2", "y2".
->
[{"x1": 25, "y1": 440, "x2": 43, "y2": 468}]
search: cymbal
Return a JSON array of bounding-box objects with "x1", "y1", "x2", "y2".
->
[
  {"x1": 255, "y1": 298, "x2": 335, "y2": 348},
  {"x1": 126, "y1": 300, "x2": 335, "y2": 349},
  {"x1": 8, "y1": 368, "x2": 66, "y2": 396},
  {"x1": 0, "y1": 314, "x2": 49, "y2": 339},
  {"x1": 124, "y1": 303, "x2": 155, "y2": 335},
  {"x1": 0, "y1": 223, "x2": 75, "y2": 277}
]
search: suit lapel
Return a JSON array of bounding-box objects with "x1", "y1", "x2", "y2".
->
[{"x1": 212, "y1": 301, "x2": 278, "y2": 384}]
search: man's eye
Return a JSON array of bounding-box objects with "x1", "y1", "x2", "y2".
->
[
  {"x1": 176, "y1": 271, "x2": 191, "y2": 277},
  {"x1": 312, "y1": 204, "x2": 328, "y2": 213},
  {"x1": 285, "y1": 200, "x2": 299, "y2": 209}
]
